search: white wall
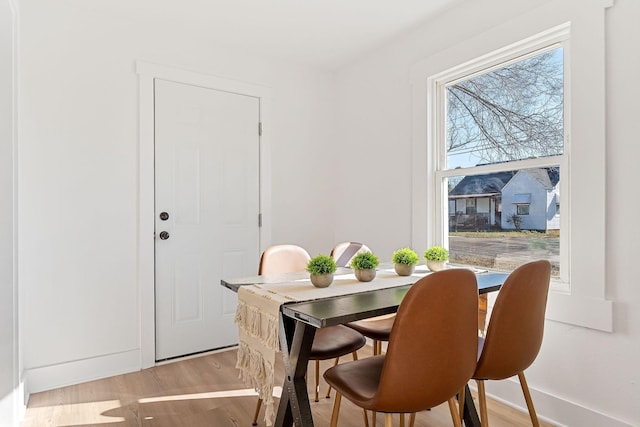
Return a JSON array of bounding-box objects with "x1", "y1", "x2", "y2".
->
[
  {"x1": 18, "y1": 0, "x2": 337, "y2": 394},
  {"x1": 0, "y1": 0, "x2": 19, "y2": 425},
  {"x1": 334, "y1": 0, "x2": 640, "y2": 425}
]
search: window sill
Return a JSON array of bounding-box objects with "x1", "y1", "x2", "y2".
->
[{"x1": 546, "y1": 291, "x2": 613, "y2": 332}]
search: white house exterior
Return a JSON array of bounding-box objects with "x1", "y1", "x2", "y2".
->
[
  {"x1": 501, "y1": 168, "x2": 560, "y2": 231},
  {"x1": 448, "y1": 168, "x2": 559, "y2": 232}
]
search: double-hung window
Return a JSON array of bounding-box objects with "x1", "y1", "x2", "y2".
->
[
  {"x1": 433, "y1": 33, "x2": 568, "y2": 283},
  {"x1": 410, "y1": 2, "x2": 612, "y2": 332}
]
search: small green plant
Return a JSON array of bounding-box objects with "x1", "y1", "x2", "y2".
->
[
  {"x1": 350, "y1": 252, "x2": 380, "y2": 270},
  {"x1": 506, "y1": 213, "x2": 523, "y2": 231},
  {"x1": 306, "y1": 254, "x2": 337, "y2": 275},
  {"x1": 424, "y1": 246, "x2": 449, "y2": 262},
  {"x1": 391, "y1": 247, "x2": 419, "y2": 266}
]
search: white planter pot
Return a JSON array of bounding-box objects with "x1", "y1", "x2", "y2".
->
[{"x1": 426, "y1": 261, "x2": 446, "y2": 272}]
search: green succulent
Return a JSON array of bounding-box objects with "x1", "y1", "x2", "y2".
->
[
  {"x1": 424, "y1": 246, "x2": 449, "y2": 262},
  {"x1": 350, "y1": 252, "x2": 380, "y2": 270},
  {"x1": 306, "y1": 254, "x2": 337, "y2": 275},
  {"x1": 391, "y1": 247, "x2": 420, "y2": 266}
]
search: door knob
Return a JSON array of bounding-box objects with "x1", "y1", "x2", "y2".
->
[{"x1": 159, "y1": 231, "x2": 170, "y2": 240}]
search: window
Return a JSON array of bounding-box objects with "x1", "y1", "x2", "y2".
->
[
  {"x1": 411, "y1": 6, "x2": 612, "y2": 332},
  {"x1": 465, "y1": 199, "x2": 476, "y2": 214},
  {"x1": 437, "y1": 45, "x2": 565, "y2": 278}
]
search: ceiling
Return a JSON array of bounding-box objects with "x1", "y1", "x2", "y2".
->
[{"x1": 64, "y1": 0, "x2": 465, "y2": 70}]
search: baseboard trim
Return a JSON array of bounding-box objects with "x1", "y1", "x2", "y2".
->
[
  {"x1": 25, "y1": 349, "x2": 141, "y2": 396},
  {"x1": 480, "y1": 377, "x2": 633, "y2": 427}
]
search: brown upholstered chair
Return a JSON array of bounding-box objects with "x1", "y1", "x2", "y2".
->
[
  {"x1": 324, "y1": 269, "x2": 479, "y2": 427},
  {"x1": 251, "y1": 244, "x2": 366, "y2": 425},
  {"x1": 460, "y1": 260, "x2": 551, "y2": 427}
]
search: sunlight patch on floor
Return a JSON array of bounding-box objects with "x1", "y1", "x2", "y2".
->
[
  {"x1": 138, "y1": 386, "x2": 282, "y2": 404},
  {"x1": 24, "y1": 400, "x2": 124, "y2": 424}
]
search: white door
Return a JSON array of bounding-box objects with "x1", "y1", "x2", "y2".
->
[{"x1": 154, "y1": 78, "x2": 260, "y2": 361}]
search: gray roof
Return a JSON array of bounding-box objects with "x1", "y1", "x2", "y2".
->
[
  {"x1": 526, "y1": 167, "x2": 560, "y2": 190},
  {"x1": 449, "y1": 167, "x2": 559, "y2": 197},
  {"x1": 449, "y1": 171, "x2": 516, "y2": 197}
]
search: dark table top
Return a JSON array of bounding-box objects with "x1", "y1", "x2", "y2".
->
[
  {"x1": 281, "y1": 272, "x2": 506, "y2": 328},
  {"x1": 221, "y1": 265, "x2": 506, "y2": 328}
]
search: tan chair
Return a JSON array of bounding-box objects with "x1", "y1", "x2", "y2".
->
[
  {"x1": 330, "y1": 241, "x2": 372, "y2": 267},
  {"x1": 460, "y1": 260, "x2": 551, "y2": 427},
  {"x1": 324, "y1": 269, "x2": 479, "y2": 427},
  {"x1": 331, "y1": 242, "x2": 394, "y2": 357},
  {"x1": 251, "y1": 244, "x2": 366, "y2": 425}
]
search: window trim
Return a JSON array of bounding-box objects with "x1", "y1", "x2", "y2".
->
[
  {"x1": 410, "y1": 1, "x2": 613, "y2": 332},
  {"x1": 433, "y1": 28, "x2": 570, "y2": 287}
]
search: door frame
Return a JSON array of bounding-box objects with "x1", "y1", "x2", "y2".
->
[{"x1": 136, "y1": 61, "x2": 272, "y2": 368}]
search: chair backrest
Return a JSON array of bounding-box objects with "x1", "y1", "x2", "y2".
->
[
  {"x1": 330, "y1": 242, "x2": 371, "y2": 267},
  {"x1": 473, "y1": 260, "x2": 551, "y2": 380},
  {"x1": 258, "y1": 244, "x2": 311, "y2": 275},
  {"x1": 372, "y1": 269, "x2": 479, "y2": 413}
]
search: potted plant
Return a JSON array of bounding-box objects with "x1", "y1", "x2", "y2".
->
[
  {"x1": 424, "y1": 246, "x2": 448, "y2": 272},
  {"x1": 350, "y1": 252, "x2": 380, "y2": 282},
  {"x1": 391, "y1": 247, "x2": 419, "y2": 276},
  {"x1": 307, "y1": 254, "x2": 337, "y2": 288},
  {"x1": 307, "y1": 254, "x2": 336, "y2": 288}
]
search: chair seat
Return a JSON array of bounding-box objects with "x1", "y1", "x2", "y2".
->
[
  {"x1": 324, "y1": 355, "x2": 385, "y2": 409},
  {"x1": 346, "y1": 315, "x2": 395, "y2": 342},
  {"x1": 310, "y1": 325, "x2": 366, "y2": 360}
]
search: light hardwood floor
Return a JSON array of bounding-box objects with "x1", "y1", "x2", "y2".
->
[{"x1": 22, "y1": 346, "x2": 552, "y2": 427}]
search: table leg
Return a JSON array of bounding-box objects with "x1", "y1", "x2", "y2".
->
[
  {"x1": 462, "y1": 384, "x2": 482, "y2": 427},
  {"x1": 274, "y1": 312, "x2": 316, "y2": 427}
]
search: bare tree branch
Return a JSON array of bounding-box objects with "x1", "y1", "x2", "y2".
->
[{"x1": 447, "y1": 50, "x2": 563, "y2": 165}]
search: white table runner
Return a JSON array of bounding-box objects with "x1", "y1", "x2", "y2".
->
[{"x1": 234, "y1": 268, "x2": 431, "y2": 425}]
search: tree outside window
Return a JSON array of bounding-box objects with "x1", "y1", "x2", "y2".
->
[{"x1": 436, "y1": 45, "x2": 565, "y2": 276}]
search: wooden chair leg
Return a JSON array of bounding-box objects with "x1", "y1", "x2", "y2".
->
[
  {"x1": 325, "y1": 357, "x2": 340, "y2": 398},
  {"x1": 330, "y1": 393, "x2": 342, "y2": 427},
  {"x1": 518, "y1": 372, "x2": 540, "y2": 427},
  {"x1": 384, "y1": 413, "x2": 393, "y2": 427},
  {"x1": 478, "y1": 293, "x2": 488, "y2": 336},
  {"x1": 252, "y1": 398, "x2": 262, "y2": 426},
  {"x1": 373, "y1": 410, "x2": 377, "y2": 427},
  {"x1": 476, "y1": 379, "x2": 489, "y2": 427},
  {"x1": 409, "y1": 412, "x2": 416, "y2": 427},
  {"x1": 400, "y1": 413, "x2": 405, "y2": 427},
  {"x1": 352, "y1": 351, "x2": 359, "y2": 360},
  {"x1": 315, "y1": 360, "x2": 320, "y2": 402},
  {"x1": 448, "y1": 397, "x2": 462, "y2": 427},
  {"x1": 373, "y1": 339, "x2": 379, "y2": 355},
  {"x1": 362, "y1": 409, "x2": 370, "y2": 427},
  {"x1": 458, "y1": 387, "x2": 465, "y2": 421}
]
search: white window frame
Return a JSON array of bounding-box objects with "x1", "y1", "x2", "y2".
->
[
  {"x1": 433, "y1": 34, "x2": 568, "y2": 286},
  {"x1": 410, "y1": 1, "x2": 613, "y2": 332}
]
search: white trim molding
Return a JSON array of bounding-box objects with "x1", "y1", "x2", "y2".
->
[
  {"x1": 24, "y1": 350, "x2": 141, "y2": 394},
  {"x1": 135, "y1": 61, "x2": 272, "y2": 367},
  {"x1": 469, "y1": 377, "x2": 634, "y2": 427}
]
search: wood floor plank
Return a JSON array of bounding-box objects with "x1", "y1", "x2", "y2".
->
[{"x1": 21, "y1": 347, "x2": 553, "y2": 427}]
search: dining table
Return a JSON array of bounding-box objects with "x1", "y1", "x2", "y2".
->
[{"x1": 221, "y1": 264, "x2": 507, "y2": 427}]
